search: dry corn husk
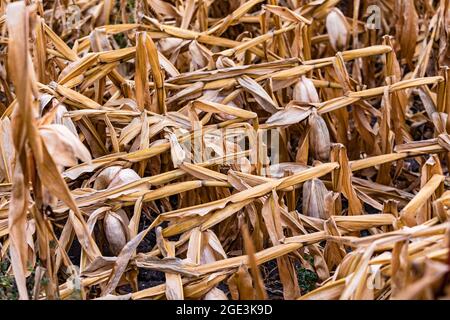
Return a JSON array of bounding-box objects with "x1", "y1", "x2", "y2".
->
[
  {"x1": 309, "y1": 110, "x2": 331, "y2": 161},
  {"x1": 293, "y1": 76, "x2": 320, "y2": 103},
  {"x1": 103, "y1": 209, "x2": 129, "y2": 256},
  {"x1": 325, "y1": 8, "x2": 349, "y2": 52},
  {"x1": 302, "y1": 178, "x2": 330, "y2": 219},
  {"x1": 204, "y1": 287, "x2": 228, "y2": 300}
]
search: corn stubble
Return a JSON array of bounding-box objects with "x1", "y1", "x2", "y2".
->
[{"x1": 0, "y1": 0, "x2": 450, "y2": 300}]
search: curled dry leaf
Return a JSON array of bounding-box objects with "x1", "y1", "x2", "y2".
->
[
  {"x1": 265, "y1": 104, "x2": 312, "y2": 127},
  {"x1": 166, "y1": 130, "x2": 186, "y2": 168},
  {"x1": 39, "y1": 124, "x2": 92, "y2": 167}
]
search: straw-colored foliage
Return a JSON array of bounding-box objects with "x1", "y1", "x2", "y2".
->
[{"x1": 0, "y1": 0, "x2": 450, "y2": 300}]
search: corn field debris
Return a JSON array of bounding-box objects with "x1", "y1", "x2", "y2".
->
[{"x1": 0, "y1": 0, "x2": 450, "y2": 300}]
